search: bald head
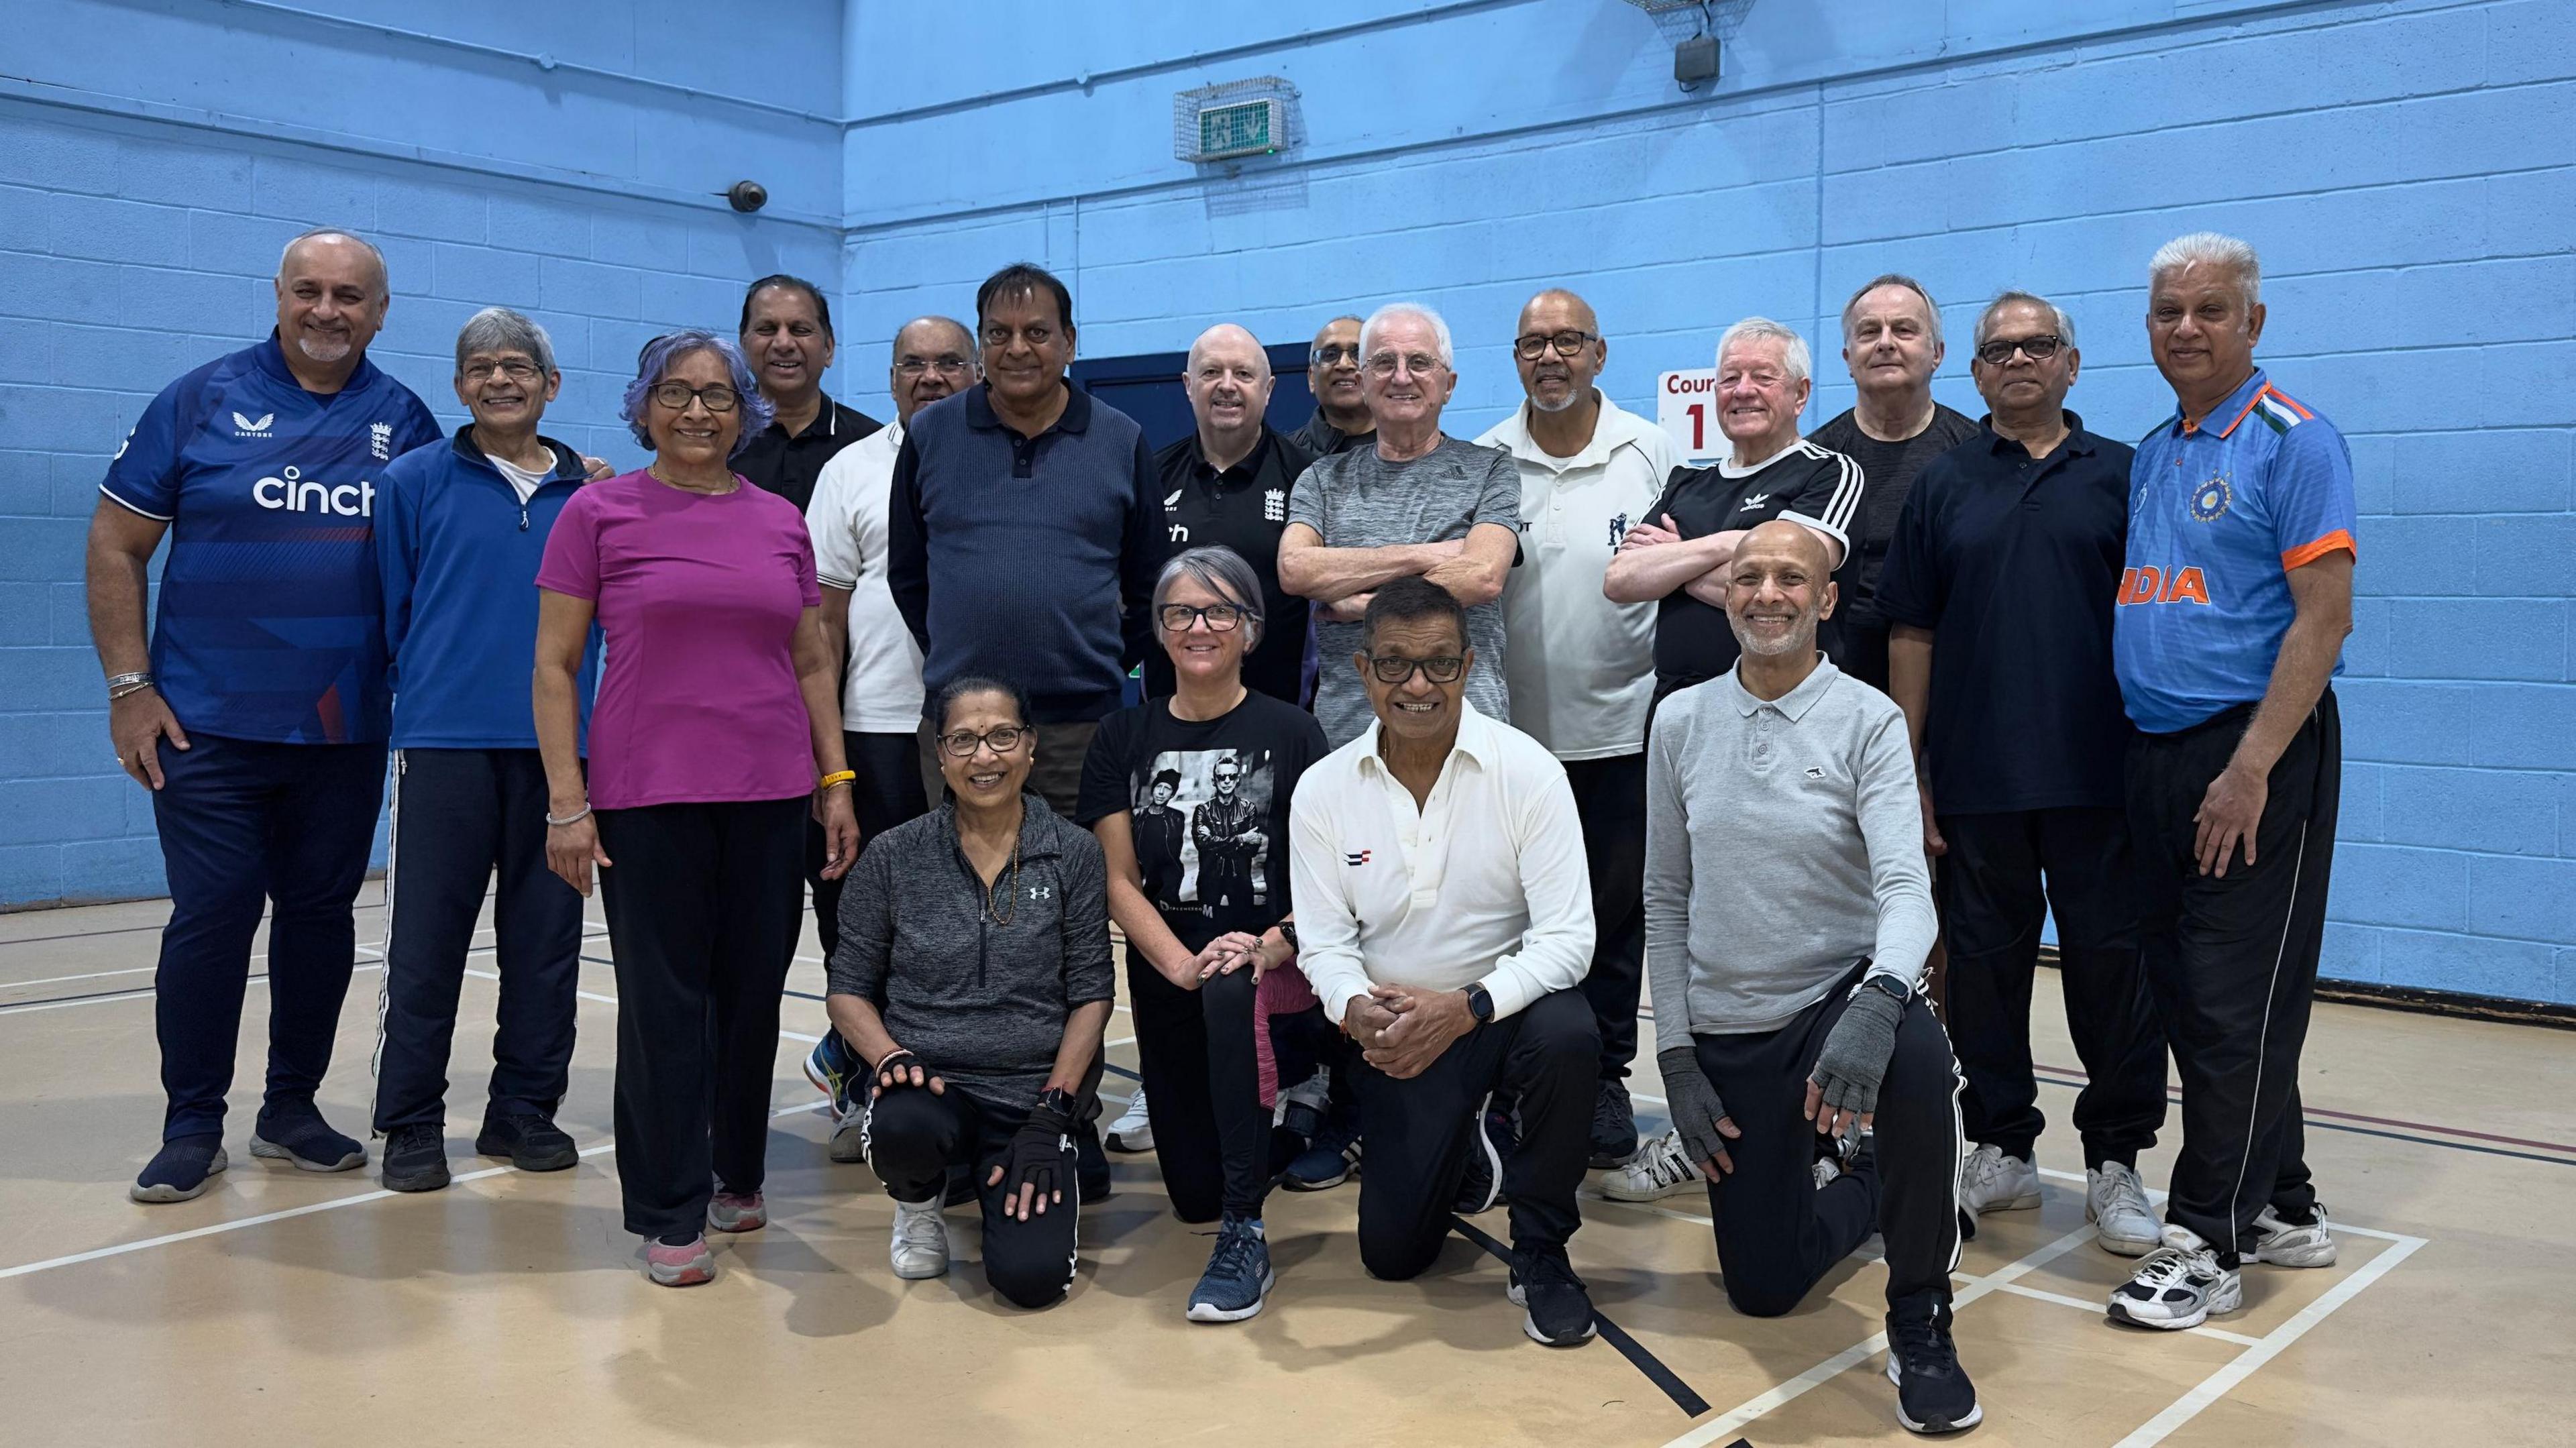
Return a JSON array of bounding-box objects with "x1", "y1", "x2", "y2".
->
[
  {"x1": 1515, "y1": 286, "x2": 1606, "y2": 416},
  {"x1": 888, "y1": 315, "x2": 975, "y2": 423},
  {"x1": 1741, "y1": 518, "x2": 1832, "y2": 574},
  {"x1": 273, "y1": 228, "x2": 390, "y2": 375},
  {"x1": 1187, "y1": 323, "x2": 1270, "y2": 381},
  {"x1": 1518, "y1": 288, "x2": 1598, "y2": 335},
  {"x1": 1723, "y1": 519, "x2": 1837, "y2": 660},
  {"x1": 1184, "y1": 322, "x2": 1275, "y2": 453}
]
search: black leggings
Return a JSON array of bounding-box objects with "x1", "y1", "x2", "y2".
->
[
  {"x1": 808, "y1": 731, "x2": 932, "y2": 961},
  {"x1": 1125, "y1": 951, "x2": 1268, "y2": 1221},
  {"x1": 594, "y1": 796, "x2": 806, "y2": 1239},
  {"x1": 865, "y1": 1080, "x2": 1081, "y2": 1310}
]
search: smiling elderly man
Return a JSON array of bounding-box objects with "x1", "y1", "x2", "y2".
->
[
  {"x1": 1279, "y1": 301, "x2": 1521, "y2": 748},
  {"x1": 1146, "y1": 323, "x2": 1315, "y2": 705},
  {"x1": 1604, "y1": 317, "x2": 1863, "y2": 708},
  {"x1": 733, "y1": 274, "x2": 883, "y2": 512},
  {"x1": 89, "y1": 227, "x2": 442, "y2": 1205}
]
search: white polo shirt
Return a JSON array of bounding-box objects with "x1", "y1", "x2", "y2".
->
[
  {"x1": 1476, "y1": 392, "x2": 1680, "y2": 761},
  {"x1": 1287, "y1": 699, "x2": 1595, "y2": 1028},
  {"x1": 805, "y1": 419, "x2": 926, "y2": 732}
]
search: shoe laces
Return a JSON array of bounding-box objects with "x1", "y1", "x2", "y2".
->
[
  {"x1": 894, "y1": 1205, "x2": 944, "y2": 1248},
  {"x1": 1207, "y1": 1219, "x2": 1266, "y2": 1279},
  {"x1": 1636, "y1": 1129, "x2": 1695, "y2": 1186},
  {"x1": 1888, "y1": 1312, "x2": 1959, "y2": 1374},
  {"x1": 1961, "y1": 1144, "x2": 2011, "y2": 1186},
  {"x1": 390, "y1": 1122, "x2": 441, "y2": 1152},
  {"x1": 2096, "y1": 1162, "x2": 2152, "y2": 1215},
  {"x1": 2132, "y1": 1243, "x2": 2216, "y2": 1288}
]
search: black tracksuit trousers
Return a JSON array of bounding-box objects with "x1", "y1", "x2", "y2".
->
[
  {"x1": 1348, "y1": 987, "x2": 1597, "y2": 1281},
  {"x1": 865, "y1": 1080, "x2": 1082, "y2": 1310},
  {"x1": 372, "y1": 748, "x2": 584, "y2": 1133},
  {"x1": 2127, "y1": 691, "x2": 2339, "y2": 1266},
  {"x1": 805, "y1": 730, "x2": 931, "y2": 960},
  {"x1": 1126, "y1": 950, "x2": 1271, "y2": 1223},
  {"x1": 594, "y1": 796, "x2": 806, "y2": 1239},
  {"x1": 1937, "y1": 805, "x2": 2167, "y2": 1169},
  {"x1": 1566, "y1": 753, "x2": 1648, "y2": 1082},
  {"x1": 1693, "y1": 970, "x2": 1964, "y2": 1320}
]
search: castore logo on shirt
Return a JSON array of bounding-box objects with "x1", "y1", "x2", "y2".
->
[{"x1": 231, "y1": 411, "x2": 274, "y2": 438}]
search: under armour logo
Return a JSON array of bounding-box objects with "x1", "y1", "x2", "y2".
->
[{"x1": 1027, "y1": 884, "x2": 1053, "y2": 901}]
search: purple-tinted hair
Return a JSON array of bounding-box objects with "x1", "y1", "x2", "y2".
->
[{"x1": 621, "y1": 329, "x2": 774, "y2": 457}]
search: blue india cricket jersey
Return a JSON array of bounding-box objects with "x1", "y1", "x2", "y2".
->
[{"x1": 99, "y1": 332, "x2": 441, "y2": 744}]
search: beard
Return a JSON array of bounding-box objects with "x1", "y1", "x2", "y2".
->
[
  {"x1": 1727, "y1": 609, "x2": 1818, "y2": 659},
  {"x1": 1527, "y1": 375, "x2": 1580, "y2": 412},
  {"x1": 295, "y1": 331, "x2": 354, "y2": 364}
]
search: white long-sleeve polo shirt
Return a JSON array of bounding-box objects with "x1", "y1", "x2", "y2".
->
[{"x1": 1286, "y1": 699, "x2": 1595, "y2": 1027}]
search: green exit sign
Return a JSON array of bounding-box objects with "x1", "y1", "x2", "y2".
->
[{"x1": 1197, "y1": 99, "x2": 1278, "y2": 160}]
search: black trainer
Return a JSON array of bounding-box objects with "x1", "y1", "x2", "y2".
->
[
  {"x1": 131, "y1": 1133, "x2": 228, "y2": 1203},
  {"x1": 249, "y1": 1108, "x2": 366, "y2": 1172},
  {"x1": 381, "y1": 1123, "x2": 451, "y2": 1192},
  {"x1": 1507, "y1": 1247, "x2": 1598, "y2": 1347},
  {"x1": 1884, "y1": 1304, "x2": 1982, "y2": 1434},
  {"x1": 476, "y1": 1113, "x2": 577, "y2": 1172},
  {"x1": 1589, "y1": 1077, "x2": 1638, "y2": 1168}
]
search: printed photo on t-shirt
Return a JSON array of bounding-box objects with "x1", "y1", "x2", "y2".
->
[{"x1": 1130, "y1": 748, "x2": 1279, "y2": 919}]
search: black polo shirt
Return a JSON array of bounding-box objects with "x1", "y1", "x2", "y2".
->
[
  {"x1": 1145, "y1": 426, "x2": 1314, "y2": 706},
  {"x1": 1875, "y1": 412, "x2": 2135, "y2": 814},
  {"x1": 736, "y1": 394, "x2": 883, "y2": 512},
  {"x1": 1646, "y1": 438, "x2": 1864, "y2": 693},
  {"x1": 1291, "y1": 406, "x2": 1371, "y2": 458}
]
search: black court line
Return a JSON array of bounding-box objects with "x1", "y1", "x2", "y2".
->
[
  {"x1": 1446, "y1": 1213, "x2": 1713, "y2": 1418},
  {"x1": 2032, "y1": 1070, "x2": 2576, "y2": 1169}
]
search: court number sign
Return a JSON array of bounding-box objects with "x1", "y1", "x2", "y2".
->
[{"x1": 1657, "y1": 368, "x2": 1721, "y2": 460}]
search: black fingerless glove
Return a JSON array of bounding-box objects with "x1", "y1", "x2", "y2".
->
[
  {"x1": 870, "y1": 1048, "x2": 926, "y2": 1100},
  {"x1": 999, "y1": 1092, "x2": 1078, "y2": 1204}
]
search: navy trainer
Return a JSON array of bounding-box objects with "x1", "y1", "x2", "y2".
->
[
  {"x1": 1185, "y1": 1216, "x2": 1275, "y2": 1323},
  {"x1": 131, "y1": 1133, "x2": 228, "y2": 1203},
  {"x1": 248, "y1": 1109, "x2": 366, "y2": 1172}
]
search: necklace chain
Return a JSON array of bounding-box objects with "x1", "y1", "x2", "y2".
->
[{"x1": 982, "y1": 834, "x2": 1024, "y2": 927}]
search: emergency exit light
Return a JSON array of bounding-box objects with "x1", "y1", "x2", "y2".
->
[
  {"x1": 1175, "y1": 78, "x2": 1301, "y2": 166},
  {"x1": 1196, "y1": 99, "x2": 1279, "y2": 160}
]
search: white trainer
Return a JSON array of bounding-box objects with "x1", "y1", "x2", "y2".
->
[
  {"x1": 2087, "y1": 1160, "x2": 2162, "y2": 1257},
  {"x1": 1959, "y1": 1143, "x2": 2041, "y2": 1214},
  {"x1": 2107, "y1": 1227, "x2": 2241, "y2": 1330},
  {"x1": 1106, "y1": 1088, "x2": 1153, "y2": 1153},
  {"x1": 1601, "y1": 1127, "x2": 1705, "y2": 1203},
  {"x1": 890, "y1": 1197, "x2": 950, "y2": 1280},
  {"x1": 2250, "y1": 1204, "x2": 2338, "y2": 1268}
]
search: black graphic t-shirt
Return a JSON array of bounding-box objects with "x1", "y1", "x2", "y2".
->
[{"x1": 1076, "y1": 691, "x2": 1328, "y2": 952}]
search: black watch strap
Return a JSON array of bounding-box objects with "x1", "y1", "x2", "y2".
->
[{"x1": 1466, "y1": 982, "x2": 1495, "y2": 1023}]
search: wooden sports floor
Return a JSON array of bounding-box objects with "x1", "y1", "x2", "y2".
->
[{"x1": 3, "y1": 887, "x2": 2571, "y2": 1447}]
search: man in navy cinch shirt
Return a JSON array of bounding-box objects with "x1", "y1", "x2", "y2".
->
[{"x1": 87, "y1": 227, "x2": 441, "y2": 1205}]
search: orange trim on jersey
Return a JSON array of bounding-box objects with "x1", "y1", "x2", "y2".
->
[
  {"x1": 2212, "y1": 386, "x2": 2271, "y2": 439},
  {"x1": 2281, "y1": 529, "x2": 2357, "y2": 571},
  {"x1": 2261, "y1": 384, "x2": 2314, "y2": 420}
]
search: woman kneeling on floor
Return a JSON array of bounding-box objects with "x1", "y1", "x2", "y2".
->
[{"x1": 825, "y1": 675, "x2": 1115, "y2": 1309}]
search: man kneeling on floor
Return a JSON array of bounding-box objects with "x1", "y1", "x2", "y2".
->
[
  {"x1": 824, "y1": 675, "x2": 1115, "y2": 1309},
  {"x1": 1287, "y1": 576, "x2": 1601, "y2": 1347},
  {"x1": 1643, "y1": 520, "x2": 1980, "y2": 1435}
]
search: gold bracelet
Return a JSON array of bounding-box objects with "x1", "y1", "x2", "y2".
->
[{"x1": 817, "y1": 769, "x2": 857, "y2": 790}]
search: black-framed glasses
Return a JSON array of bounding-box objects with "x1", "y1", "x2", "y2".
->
[
  {"x1": 938, "y1": 726, "x2": 1028, "y2": 758},
  {"x1": 1364, "y1": 351, "x2": 1445, "y2": 378},
  {"x1": 1974, "y1": 334, "x2": 2063, "y2": 366},
  {"x1": 1157, "y1": 602, "x2": 1250, "y2": 632},
  {"x1": 1513, "y1": 330, "x2": 1599, "y2": 361},
  {"x1": 648, "y1": 381, "x2": 741, "y2": 412},
  {"x1": 896, "y1": 356, "x2": 971, "y2": 378},
  {"x1": 463, "y1": 359, "x2": 543, "y2": 382},
  {"x1": 1310, "y1": 343, "x2": 1360, "y2": 367},
  {"x1": 1365, "y1": 654, "x2": 1465, "y2": 685}
]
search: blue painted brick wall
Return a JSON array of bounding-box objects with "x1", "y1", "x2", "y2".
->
[{"x1": 3, "y1": 0, "x2": 2571, "y2": 1009}]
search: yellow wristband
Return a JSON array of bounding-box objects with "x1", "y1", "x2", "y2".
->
[{"x1": 818, "y1": 770, "x2": 857, "y2": 790}]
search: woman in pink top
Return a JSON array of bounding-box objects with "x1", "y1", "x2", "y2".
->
[{"x1": 532, "y1": 331, "x2": 860, "y2": 1287}]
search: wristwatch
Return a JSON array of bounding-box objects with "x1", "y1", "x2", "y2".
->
[
  {"x1": 1859, "y1": 973, "x2": 1911, "y2": 1006},
  {"x1": 1277, "y1": 920, "x2": 1298, "y2": 953},
  {"x1": 1464, "y1": 982, "x2": 1495, "y2": 1024}
]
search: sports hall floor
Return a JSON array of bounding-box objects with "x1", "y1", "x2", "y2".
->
[{"x1": 3, "y1": 889, "x2": 2570, "y2": 1447}]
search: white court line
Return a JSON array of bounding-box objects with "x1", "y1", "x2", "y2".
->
[
  {"x1": 2112, "y1": 1231, "x2": 2427, "y2": 1447},
  {"x1": 0, "y1": 964, "x2": 386, "y2": 1017},
  {"x1": 1660, "y1": 1220, "x2": 2101, "y2": 1448},
  {"x1": 0, "y1": 1099, "x2": 833, "y2": 1282},
  {"x1": 0, "y1": 964, "x2": 160, "y2": 990}
]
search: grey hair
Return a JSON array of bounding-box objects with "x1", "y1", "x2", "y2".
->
[
  {"x1": 454, "y1": 307, "x2": 558, "y2": 377},
  {"x1": 1839, "y1": 274, "x2": 1943, "y2": 347},
  {"x1": 277, "y1": 227, "x2": 390, "y2": 297},
  {"x1": 1973, "y1": 290, "x2": 2078, "y2": 351},
  {"x1": 2148, "y1": 231, "x2": 2262, "y2": 311},
  {"x1": 1151, "y1": 545, "x2": 1266, "y2": 651},
  {"x1": 1715, "y1": 317, "x2": 1813, "y2": 386},
  {"x1": 1359, "y1": 302, "x2": 1455, "y2": 370}
]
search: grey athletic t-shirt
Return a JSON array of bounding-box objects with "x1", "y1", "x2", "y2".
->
[{"x1": 1288, "y1": 435, "x2": 1521, "y2": 747}]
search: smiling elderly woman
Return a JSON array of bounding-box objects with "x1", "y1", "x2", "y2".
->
[{"x1": 531, "y1": 329, "x2": 860, "y2": 1287}]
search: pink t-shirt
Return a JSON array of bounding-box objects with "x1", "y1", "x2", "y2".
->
[{"x1": 536, "y1": 469, "x2": 822, "y2": 810}]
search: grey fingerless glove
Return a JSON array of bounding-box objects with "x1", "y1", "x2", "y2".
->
[
  {"x1": 1811, "y1": 979, "x2": 1908, "y2": 1115},
  {"x1": 1656, "y1": 1045, "x2": 1731, "y2": 1167}
]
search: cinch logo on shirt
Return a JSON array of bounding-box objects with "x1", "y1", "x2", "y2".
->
[
  {"x1": 252, "y1": 464, "x2": 376, "y2": 518},
  {"x1": 1344, "y1": 849, "x2": 1371, "y2": 866},
  {"x1": 2116, "y1": 565, "x2": 2209, "y2": 607},
  {"x1": 231, "y1": 410, "x2": 274, "y2": 438}
]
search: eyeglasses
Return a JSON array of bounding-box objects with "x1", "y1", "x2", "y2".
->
[
  {"x1": 896, "y1": 357, "x2": 971, "y2": 378},
  {"x1": 648, "y1": 382, "x2": 741, "y2": 412},
  {"x1": 938, "y1": 726, "x2": 1028, "y2": 758},
  {"x1": 1365, "y1": 654, "x2": 1465, "y2": 685},
  {"x1": 1974, "y1": 334, "x2": 2064, "y2": 366},
  {"x1": 1513, "y1": 330, "x2": 1599, "y2": 361},
  {"x1": 1157, "y1": 602, "x2": 1250, "y2": 632},
  {"x1": 1364, "y1": 351, "x2": 1445, "y2": 379},
  {"x1": 1310, "y1": 343, "x2": 1360, "y2": 367},
  {"x1": 463, "y1": 359, "x2": 543, "y2": 382}
]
